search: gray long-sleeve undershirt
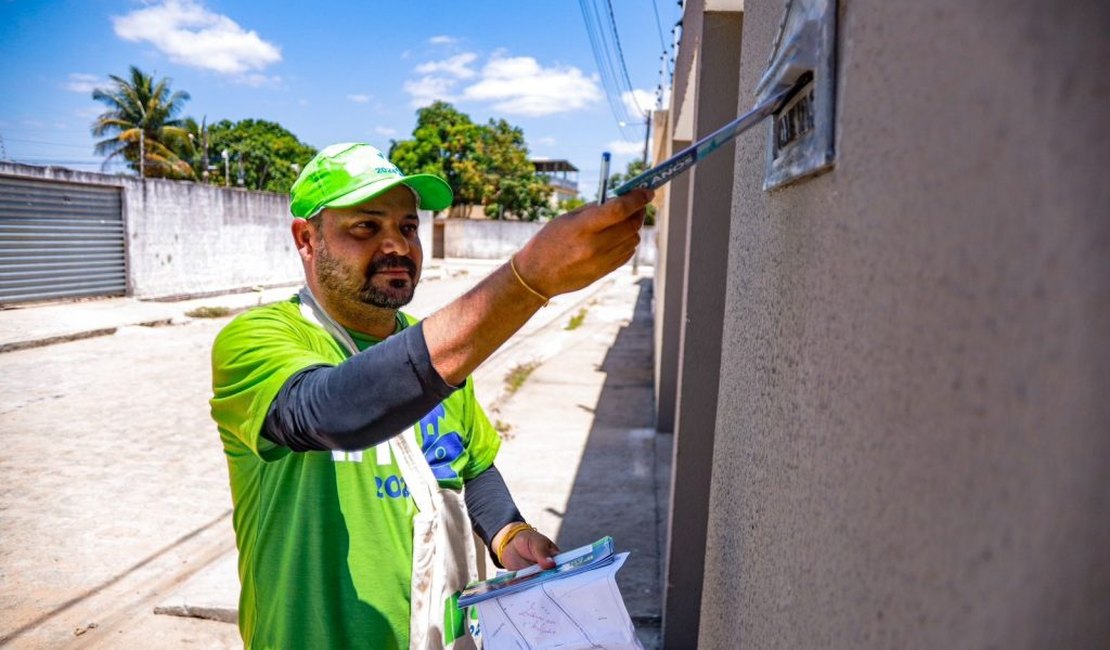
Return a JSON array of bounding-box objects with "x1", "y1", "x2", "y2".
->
[
  {"x1": 264, "y1": 322, "x2": 453, "y2": 452},
  {"x1": 261, "y1": 321, "x2": 524, "y2": 551}
]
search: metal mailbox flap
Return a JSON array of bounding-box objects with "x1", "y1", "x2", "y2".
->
[{"x1": 757, "y1": 0, "x2": 838, "y2": 191}]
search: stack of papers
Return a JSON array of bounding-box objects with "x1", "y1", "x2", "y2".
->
[
  {"x1": 459, "y1": 537, "x2": 642, "y2": 650},
  {"x1": 459, "y1": 537, "x2": 617, "y2": 606}
]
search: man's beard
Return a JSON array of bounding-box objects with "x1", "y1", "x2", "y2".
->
[{"x1": 315, "y1": 241, "x2": 417, "y2": 310}]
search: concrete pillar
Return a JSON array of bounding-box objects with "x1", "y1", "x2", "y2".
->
[
  {"x1": 662, "y1": 10, "x2": 744, "y2": 649},
  {"x1": 654, "y1": 147, "x2": 691, "y2": 434}
]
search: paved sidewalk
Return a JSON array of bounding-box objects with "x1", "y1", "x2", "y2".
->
[
  {"x1": 0, "y1": 262, "x2": 667, "y2": 648},
  {"x1": 0, "y1": 258, "x2": 500, "y2": 353}
]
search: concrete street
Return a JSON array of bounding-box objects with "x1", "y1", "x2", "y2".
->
[{"x1": 0, "y1": 260, "x2": 667, "y2": 649}]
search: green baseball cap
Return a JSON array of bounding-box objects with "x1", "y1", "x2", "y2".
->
[{"x1": 289, "y1": 142, "x2": 453, "y2": 218}]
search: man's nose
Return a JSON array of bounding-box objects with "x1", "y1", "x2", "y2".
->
[{"x1": 379, "y1": 226, "x2": 410, "y2": 255}]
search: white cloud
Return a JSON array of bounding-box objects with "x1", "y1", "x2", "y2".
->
[
  {"x1": 621, "y1": 89, "x2": 656, "y2": 118},
  {"x1": 348, "y1": 94, "x2": 371, "y2": 103},
  {"x1": 608, "y1": 140, "x2": 644, "y2": 156},
  {"x1": 112, "y1": 0, "x2": 281, "y2": 77},
  {"x1": 375, "y1": 126, "x2": 397, "y2": 137},
  {"x1": 240, "y1": 73, "x2": 282, "y2": 88},
  {"x1": 534, "y1": 136, "x2": 557, "y2": 147},
  {"x1": 461, "y1": 55, "x2": 600, "y2": 116},
  {"x1": 64, "y1": 73, "x2": 105, "y2": 93},
  {"x1": 428, "y1": 35, "x2": 456, "y2": 45},
  {"x1": 403, "y1": 76, "x2": 458, "y2": 108},
  {"x1": 414, "y1": 52, "x2": 477, "y2": 79}
]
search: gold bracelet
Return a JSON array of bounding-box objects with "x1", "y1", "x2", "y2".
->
[
  {"x1": 495, "y1": 521, "x2": 536, "y2": 566},
  {"x1": 509, "y1": 255, "x2": 549, "y2": 307}
]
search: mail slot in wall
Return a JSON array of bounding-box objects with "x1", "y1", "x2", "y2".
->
[
  {"x1": 773, "y1": 71, "x2": 816, "y2": 156},
  {"x1": 757, "y1": 0, "x2": 837, "y2": 191}
]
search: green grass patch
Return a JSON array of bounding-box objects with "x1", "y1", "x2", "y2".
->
[
  {"x1": 185, "y1": 305, "x2": 231, "y2": 318},
  {"x1": 504, "y1": 361, "x2": 541, "y2": 395},
  {"x1": 565, "y1": 308, "x2": 588, "y2": 331},
  {"x1": 493, "y1": 419, "x2": 514, "y2": 439}
]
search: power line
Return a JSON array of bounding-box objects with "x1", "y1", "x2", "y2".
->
[
  {"x1": 603, "y1": 0, "x2": 644, "y2": 117},
  {"x1": 651, "y1": 0, "x2": 667, "y2": 52},
  {"x1": 577, "y1": 0, "x2": 634, "y2": 138},
  {"x1": 1, "y1": 137, "x2": 93, "y2": 150},
  {"x1": 8, "y1": 157, "x2": 128, "y2": 166},
  {"x1": 580, "y1": 0, "x2": 628, "y2": 130}
]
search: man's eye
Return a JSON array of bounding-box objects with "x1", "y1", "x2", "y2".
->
[{"x1": 402, "y1": 225, "x2": 418, "y2": 235}]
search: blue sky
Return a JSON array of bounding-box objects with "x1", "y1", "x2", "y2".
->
[{"x1": 0, "y1": 0, "x2": 679, "y2": 199}]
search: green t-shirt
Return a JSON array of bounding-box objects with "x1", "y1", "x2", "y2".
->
[{"x1": 210, "y1": 298, "x2": 499, "y2": 649}]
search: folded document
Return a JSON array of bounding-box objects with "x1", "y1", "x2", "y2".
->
[{"x1": 459, "y1": 537, "x2": 642, "y2": 650}]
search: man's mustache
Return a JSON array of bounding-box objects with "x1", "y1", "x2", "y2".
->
[{"x1": 368, "y1": 256, "x2": 417, "y2": 278}]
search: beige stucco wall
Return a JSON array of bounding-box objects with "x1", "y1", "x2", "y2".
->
[{"x1": 699, "y1": 1, "x2": 1110, "y2": 648}]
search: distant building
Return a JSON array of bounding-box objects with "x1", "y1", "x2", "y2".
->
[{"x1": 532, "y1": 159, "x2": 579, "y2": 207}]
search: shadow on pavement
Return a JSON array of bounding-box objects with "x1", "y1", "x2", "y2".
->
[{"x1": 554, "y1": 278, "x2": 669, "y2": 642}]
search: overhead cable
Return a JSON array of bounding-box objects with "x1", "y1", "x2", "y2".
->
[{"x1": 577, "y1": 0, "x2": 636, "y2": 138}]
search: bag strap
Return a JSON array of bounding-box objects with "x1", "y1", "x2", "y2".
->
[{"x1": 297, "y1": 287, "x2": 439, "y2": 513}]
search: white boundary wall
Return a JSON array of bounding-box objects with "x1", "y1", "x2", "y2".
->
[
  {"x1": 440, "y1": 217, "x2": 657, "y2": 266},
  {"x1": 0, "y1": 163, "x2": 302, "y2": 300},
  {"x1": 1, "y1": 163, "x2": 654, "y2": 301}
]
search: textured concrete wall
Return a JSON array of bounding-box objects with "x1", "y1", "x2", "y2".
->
[
  {"x1": 442, "y1": 219, "x2": 543, "y2": 259},
  {"x1": 0, "y1": 164, "x2": 301, "y2": 299},
  {"x1": 442, "y1": 218, "x2": 657, "y2": 265},
  {"x1": 124, "y1": 179, "x2": 299, "y2": 298},
  {"x1": 664, "y1": 9, "x2": 745, "y2": 649},
  {"x1": 698, "y1": 1, "x2": 1110, "y2": 648}
]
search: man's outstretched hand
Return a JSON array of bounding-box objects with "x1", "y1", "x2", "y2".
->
[
  {"x1": 512, "y1": 189, "x2": 654, "y2": 299},
  {"x1": 422, "y1": 188, "x2": 653, "y2": 386}
]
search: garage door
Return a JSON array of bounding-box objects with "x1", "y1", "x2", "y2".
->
[{"x1": 0, "y1": 175, "x2": 126, "y2": 305}]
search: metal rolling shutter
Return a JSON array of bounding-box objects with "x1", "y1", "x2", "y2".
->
[{"x1": 0, "y1": 176, "x2": 126, "y2": 304}]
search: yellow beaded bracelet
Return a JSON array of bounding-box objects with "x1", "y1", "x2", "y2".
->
[{"x1": 495, "y1": 521, "x2": 536, "y2": 566}]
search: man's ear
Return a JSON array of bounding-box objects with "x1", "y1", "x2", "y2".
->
[{"x1": 292, "y1": 218, "x2": 316, "y2": 263}]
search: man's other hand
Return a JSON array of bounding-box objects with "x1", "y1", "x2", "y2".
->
[
  {"x1": 513, "y1": 189, "x2": 654, "y2": 299},
  {"x1": 497, "y1": 527, "x2": 560, "y2": 571}
]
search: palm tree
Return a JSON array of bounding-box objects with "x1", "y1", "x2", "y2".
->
[
  {"x1": 178, "y1": 116, "x2": 212, "y2": 181},
  {"x1": 91, "y1": 66, "x2": 194, "y2": 179}
]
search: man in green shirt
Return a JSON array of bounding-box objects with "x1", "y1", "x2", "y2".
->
[{"x1": 210, "y1": 142, "x2": 652, "y2": 648}]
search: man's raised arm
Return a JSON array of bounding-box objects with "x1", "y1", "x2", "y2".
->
[{"x1": 423, "y1": 189, "x2": 653, "y2": 385}]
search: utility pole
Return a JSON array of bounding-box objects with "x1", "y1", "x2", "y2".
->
[
  {"x1": 222, "y1": 149, "x2": 230, "y2": 187},
  {"x1": 139, "y1": 130, "x2": 145, "y2": 179},
  {"x1": 202, "y1": 117, "x2": 210, "y2": 182}
]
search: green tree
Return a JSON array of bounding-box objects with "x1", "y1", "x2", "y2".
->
[
  {"x1": 477, "y1": 119, "x2": 552, "y2": 221},
  {"x1": 91, "y1": 66, "x2": 193, "y2": 179},
  {"x1": 204, "y1": 119, "x2": 317, "y2": 192},
  {"x1": 389, "y1": 102, "x2": 553, "y2": 220},
  {"x1": 558, "y1": 197, "x2": 587, "y2": 212},
  {"x1": 607, "y1": 159, "x2": 656, "y2": 226},
  {"x1": 176, "y1": 116, "x2": 210, "y2": 181},
  {"x1": 389, "y1": 101, "x2": 485, "y2": 208}
]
